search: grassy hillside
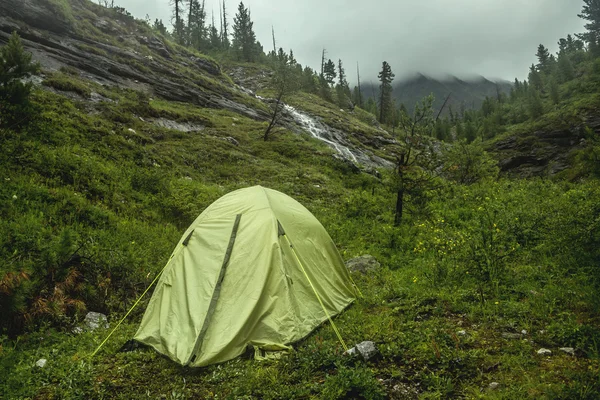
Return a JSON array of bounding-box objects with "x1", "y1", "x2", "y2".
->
[{"x1": 1, "y1": 0, "x2": 599, "y2": 399}]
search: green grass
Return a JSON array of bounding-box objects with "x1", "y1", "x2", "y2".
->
[{"x1": 1, "y1": 1, "x2": 600, "y2": 397}]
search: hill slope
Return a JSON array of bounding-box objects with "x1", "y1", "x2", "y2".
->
[{"x1": 1, "y1": 1, "x2": 599, "y2": 399}]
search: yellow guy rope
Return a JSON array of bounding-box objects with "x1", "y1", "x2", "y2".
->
[
  {"x1": 90, "y1": 244, "x2": 184, "y2": 358},
  {"x1": 282, "y1": 234, "x2": 349, "y2": 352}
]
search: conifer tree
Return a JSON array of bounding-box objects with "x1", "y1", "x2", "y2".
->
[
  {"x1": 549, "y1": 79, "x2": 560, "y2": 105},
  {"x1": 222, "y1": 0, "x2": 230, "y2": 48},
  {"x1": 355, "y1": 62, "x2": 363, "y2": 108},
  {"x1": 153, "y1": 19, "x2": 168, "y2": 35},
  {"x1": 528, "y1": 89, "x2": 544, "y2": 118},
  {"x1": 209, "y1": 11, "x2": 221, "y2": 49},
  {"x1": 578, "y1": 0, "x2": 600, "y2": 44},
  {"x1": 536, "y1": 44, "x2": 551, "y2": 72},
  {"x1": 232, "y1": 2, "x2": 257, "y2": 62},
  {"x1": 171, "y1": 0, "x2": 186, "y2": 44},
  {"x1": 528, "y1": 64, "x2": 543, "y2": 90},
  {"x1": 187, "y1": 0, "x2": 206, "y2": 49},
  {"x1": 557, "y1": 53, "x2": 575, "y2": 82},
  {"x1": 0, "y1": 32, "x2": 41, "y2": 128},
  {"x1": 377, "y1": 61, "x2": 395, "y2": 123},
  {"x1": 323, "y1": 59, "x2": 336, "y2": 85}
]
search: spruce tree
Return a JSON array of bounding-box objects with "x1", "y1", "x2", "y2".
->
[
  {"x1": 0, "y1": 32, "x2": 41, "y2": 128},
  {"x1": 221, "y1": 0, "x2": 230, "y2": 48},
  {"x1": 528, "y1": 64, "x2": 543, "y2": 90},
  {"x1": 550, "y1": 79, "x2": 560, "y2": 105},
  {"x1": 171, "y1": 0, "x2": 186, "y2": 44},
  {"x1": 377, "y1": 61, "x2": 395, "y2": 123},
  {"x1": 323, "y1": 59, "x2": 336, "y2": 85},
  {"x1": 578, "y1": 0, "x2": 600, "y2": 44},
  {"x1": 187, "y1": 0, "x2": 206, "y2": 49},
  {"x1": 232, "y1": 2, "x2": 257, "y2": 62},
  {"x1": 153, "y1": 19, "x2": 168, "y2": 35},
  {"x1": 536, "y1": 44, "x2": 550, "y2": 72},
  {"x1": 557, "y1": 53, "x2": 575, "y2": 82},
  {"x1": 528, "y1": 89, "x2": 544, "y2": 118},
  {"x1": 209, "y1": 12, "x2": 221, "y2": 49}
]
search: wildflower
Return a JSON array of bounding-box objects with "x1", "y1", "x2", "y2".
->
[{"x1": 495, "y1": 301, "x2": 499, "y2": 305}]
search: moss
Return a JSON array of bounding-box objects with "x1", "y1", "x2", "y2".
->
[{"x1": 42, "y1": 72, "x2": 92, "y2": 98}]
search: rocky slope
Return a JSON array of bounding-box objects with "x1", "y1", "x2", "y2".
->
[{"x1": 0, "y1": 0, "x2": 395, "y2": 169}]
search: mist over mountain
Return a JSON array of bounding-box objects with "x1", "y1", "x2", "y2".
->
[{"x1": 361, "y1": 73, "x2": 513, "y2": 116}]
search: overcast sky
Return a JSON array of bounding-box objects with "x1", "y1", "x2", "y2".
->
[{"x1": 117, "y1": 0, "x2": 585, "y2": 83}]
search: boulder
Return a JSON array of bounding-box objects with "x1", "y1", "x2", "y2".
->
[
  {"x1": 84, "y1": 312, "x2": 109, "y2": 331},
  {"x1": 559, "y1": 347, "x2": 575, "y2": 356},
  {"x1": 346, "y1": 341, "x2": 380, "y2": 361},
  {"x1": 537, "y1": 348, "x2": 552, "y2": 356},
  {"x1": 345, "y1": 255, "x2": 380, "y2": 274}
]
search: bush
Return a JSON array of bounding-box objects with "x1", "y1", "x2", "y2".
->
[{"x1": 0, "y1": 32, "x2": 41, "y2": 129}]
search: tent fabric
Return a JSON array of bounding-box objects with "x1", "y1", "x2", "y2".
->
[{"x1": 134, "y1": 185, "x2": 356, "y2": 367}]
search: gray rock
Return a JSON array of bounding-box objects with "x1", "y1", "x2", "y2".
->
[
  {"x1": 346, "y1": 255, "x2": 380, "y2": 274},
  {"x1": 35, "y1": 358, "x2": 47, "y2": 368},
  {"x1": 559, "y1": 347, "x2": 575, "y2": 356},
  {"x1": 489, "y1": 382, "x2": 500, "y2": 390},
  {"x1": 502, "y1": 332, "x2": 522, "y2": 340},
  {"x1": 346, "y1": 341, "x2": 380, "y2": 361},
  {"x1": 389, "y1": 382, "x2": 419, "y2": 399},
  {"x1": 84, "y1": 312, "x2": 109, "y2": 331},
  {"x1": 537, "y1": 348, "x2": 552, "y2": 356},
  {"x1": 223, "y1": 136, "x2": 239, "y2": 146},
  {"x1": 72, "y1": 326, "x2": 83, "y2": 335}
]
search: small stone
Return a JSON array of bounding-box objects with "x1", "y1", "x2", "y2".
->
[
  {"x1": 36, "y1": 359, "x2": 47, "y2": 368},
  {"x1": 345, "y1": 341, "x2": 379, "y2": 361},
  {"x1": 537, "y1": 348, "x2": 552, "y2": 356},
  {"x1": 457, "y1": 330, "x2": 467, "y2": 336},
  {"x1": 72, "y1": 327, "x2": 83, "y2": 335},
  {"x1": 502, "y1": 333, "x2": 521, "y2": 340},
  {"x1": 84, "y1": 312, "x2": 109, "y2": 331},
  {"x1": 489, "y1": 382, "x2": 500, "y2": 390},
  {"x1": 345, "y1": 255, "x2": 380, "y2": 274},
  {"x1": 223, "y1": 137, "x2": 239, "y2": 146},
  {"x1": 559, "y1": 347, "x2": 575, "y2": 356}
]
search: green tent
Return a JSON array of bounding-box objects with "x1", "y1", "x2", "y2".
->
[{"x1": 134, "y1": 186, "x2": 356, "y2": 367}]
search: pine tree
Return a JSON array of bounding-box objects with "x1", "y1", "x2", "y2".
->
[
  {"x1": 549, "y1": 79, "x2": 560, "y2": 105},
  {"x1": 377, "y1": 61, "x2": 395, "y2": 123},
  {"x1": 222, "y1": 0, "x2": 230, "y2": 48},
  {"x1": 0, "y1": 32, "x2": 41, "y2": 128},
  {"x1": 171, "y1": 0, "x2": 186, "y2": 44},
  {"x1": 187, "y1": 0, "x2": 207, "y2": 49},
  {"x1": 365, "y1": 96, "x2": 378, "y2": 117},
  {"x1": 577, "y1": 0, "x2": 600, "y2": 44},
  {"x1": 232, "y1": 2, "x2": 257, "y2": 62},
  {"x1": 355, "y1": 62, "x2": 363, "y2": 108},
  {"x1": 209, "y1": 11, "x2": 221, "y2": 49},
  {"x1": 302, "y1": 66, "x2": 317, "y2": 93},
  {"x1": 528, "y1": 64, "x2": 543, "y2": 90},
  {"x1": 464, "y1": 121, "x2": 477, "y2": 143},
  {"x1": 528, "y1": 89, "x2": 544, "y2": 118},
  {"x1": 153, "y1": 19, "x2": 168, "y2": 35},
  {"x1": 557, "y1": 53, "x2": 575, "y2": 82},
  {"x1": 536, "y1": 44, "x2": 551, "y2": 72},
  {"x1": 337, "y1": 59, "x2": 348, "y2": 88},
  {"x1": 322, "y1": 59, "x2": 336, "y2": 86}
]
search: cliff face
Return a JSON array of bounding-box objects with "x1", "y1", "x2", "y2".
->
[{"x1": 0, "y1": 0, "x2": 270, "y2": 121}]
